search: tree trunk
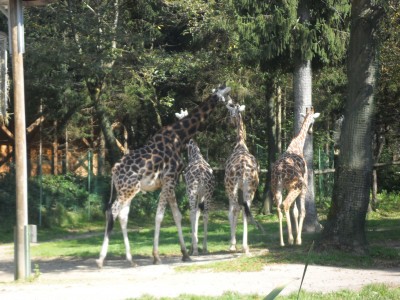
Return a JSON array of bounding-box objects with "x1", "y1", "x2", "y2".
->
[
  {"x1": 262, "y1": 77, "x2": 277, "y2": 215},
  {"x1": 293, "y1": 0, "x2": 320, "y2": 232},
  {"x1": 319, "y1": 0, "x2": 382, "y2": 253},
  {"x1": 87, "y1": 82, "x2": 121, "y2": 167},
  {"x1": 53, "y1": 120, "x2": 58, "y2": 175},
  {"x1": 293, "y1": 59, "x2": 320, "y2": 232}
]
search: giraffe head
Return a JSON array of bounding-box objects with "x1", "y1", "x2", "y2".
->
[
  {"x1": 212, "y1": 84, "x2": 231, "y2": 103},
  {"x1": 301, "y1": 107, "x2": 320, "y2": 134},
  {"x1": 225, "y1": 97, "x2": 246, "y2": 127}
]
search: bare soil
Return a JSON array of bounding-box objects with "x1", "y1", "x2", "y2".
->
[{"x1": 0, "y1": 243, "x2": 399, "y2": 300}]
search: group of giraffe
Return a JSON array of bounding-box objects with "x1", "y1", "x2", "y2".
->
[{"x1": 96, "y1": 86, "x2": 320, "y2": 268}]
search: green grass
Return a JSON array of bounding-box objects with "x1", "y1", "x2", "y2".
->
[
  {"x1": 126, "y1": 284, "x2": 400, "y2": 300},
  {"x1": 2, "y1": 193, "x2": 399, "y2": 272}
]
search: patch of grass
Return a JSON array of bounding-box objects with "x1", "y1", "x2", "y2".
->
[
  {"x1": 128, "y1": 292, "x2": 262, "y2": 300},
  {"x1": 176, "y1": 255, "x2": 266, "y2": 272},
  {"x1": 283, "y1": 284, "x2": 400, "y2": 300},
  {"x1": 127, "y1": 284, "x2": 400, "y2": 300}
]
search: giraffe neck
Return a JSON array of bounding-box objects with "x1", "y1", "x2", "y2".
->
[
  {"x1": 286, "y1": 115, "x2": 311, "y2": 155},
  {"x1": 188, "y1": 140, "x2": 204, "y2": 162},
  {"x1": 171, "y1": 93, "x2": 220, "y2": 146},
  {"x1": 235, "y1": 114, "x2": 246, "y2": 145}
]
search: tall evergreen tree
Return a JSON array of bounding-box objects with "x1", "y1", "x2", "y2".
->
[{"x1": 231, "y1": 0, "x2": 350, "y2": 227}]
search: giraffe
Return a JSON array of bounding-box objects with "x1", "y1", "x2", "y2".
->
[
  {"x1": 271, "y1": 107, "x2": 320, "y2": 247},
  {"x1": 175, "y1": 109, "x2": 215, "y2": 255},
  {"x1": 96, "y1": 86, "x2": 231, "y2": 268},
  {"x1": 224, "y1": 99, "x2": 260, "y2": 254}
]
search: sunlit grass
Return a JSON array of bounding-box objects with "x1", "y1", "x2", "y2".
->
[
  {"x1": 126, "y1": 284, "x2": 400, "y2": 300},
  {"x1": 1, "y1": 194, "x2": 396, "y2": 273}
]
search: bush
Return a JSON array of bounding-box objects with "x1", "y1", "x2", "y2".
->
[{"x1": 0, "y1": 173, "x2": 91, "y2": 228}]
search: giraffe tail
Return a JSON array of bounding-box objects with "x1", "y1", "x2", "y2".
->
[
  {"x1": 243, "y1": 202, "x2": 265, "y2": 234},
  {"x1": 242, "y1": 180, "x2": 265, "y2": 234},
  {"x1": 105, "y1": 176, "x2": 115, "y2": 235}
]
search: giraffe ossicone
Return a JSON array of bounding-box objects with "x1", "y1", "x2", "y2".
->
[
  {"x1": 271, "y1": 107, "x2": 320, "y2": 247},
  {"x1": 96, "y1": 85, "x2": 231, "y2": 268}
]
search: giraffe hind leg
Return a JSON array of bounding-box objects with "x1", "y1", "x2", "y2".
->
[
  {"x1": 295, "y1": 187, "x2": 307, "y2": 245},
  {"x1": 283, "y1": 189, "x2": 301, "y2": 246}
]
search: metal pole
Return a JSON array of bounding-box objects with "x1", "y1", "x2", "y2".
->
[
  {"x1": 39, "y1": 101, "x2": 43, "y2": 226},
  {"x1": 10, "y1": 0, "x2": 30, "y2": 280}
]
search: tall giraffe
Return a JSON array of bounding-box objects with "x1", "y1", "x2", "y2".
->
[
  {"x1": 175, "y1": 109, "x2": 215, "y2": 255},
  {"x1": 271, "y1": 107, "x2": 320, "y2": 246},
  {"x1": 96, "y1": 86, "x2": 231, "y2": 267},
  {"x1": 224, "y1": 99, "x2": 260, "y2": 254}
]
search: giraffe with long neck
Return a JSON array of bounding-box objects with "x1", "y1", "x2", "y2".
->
[
  {"x1": 96, "y1": 86, "x2": 231, "y2": 267},
  {"x1": 224, "y1": 99, "x2": 260, "y2": 254},
  {"x1": 175, "y1": 109, "x2": 215, "y2": 256},
  {"x1": 271, "y1": 107, "x2": 320, "y2": 246}
]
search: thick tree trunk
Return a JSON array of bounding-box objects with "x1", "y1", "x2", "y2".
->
[
  {"x1": 293, "y1": 59, "x2": 320, "y2": 232},
  {"x1": 319, "y1": 0, "x2": 382, "y2": 253},
  {"x1": 294, "y1": 0, "x2": 320, "y2": 232}
]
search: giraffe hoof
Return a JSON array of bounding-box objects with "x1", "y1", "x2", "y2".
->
[
  {"x1": 229, "y1": 245, "x2": 237, "y2": 252},
  {"x1": 95, "y1": 259, "x2": 104, "y2": 269},
  {"x1": 130, "y1": 260, "x2": 138, "y2": 267},
  {"x1": 243, "y1": 248, "x2": 251, "y2": 255}
]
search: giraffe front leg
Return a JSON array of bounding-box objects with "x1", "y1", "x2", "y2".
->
[{"x1": 153, "y1": 198, "x2": 167, "y2": 265}]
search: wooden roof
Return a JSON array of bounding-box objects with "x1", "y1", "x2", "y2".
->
[{"x1": 0, "y1": 0, "x2": 54, "y2": 7}]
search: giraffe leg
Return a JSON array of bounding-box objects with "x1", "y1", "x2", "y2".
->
[
  {"x1": 168, "y1": 192, "x2": 190, "y2": 262},
  {"x1": 190, "y1": 202, "x2": 200, "y2": 256},
  {"x1": 242, "y1": 201, "x2": 250, "y2": 255},
  {"x1": 283, "y1": 189, "x2": 301, "y2": 246},
  {"x1": 96, "y1": 207, "x2": 114, "y2": 268},
  {"x1": 153, "y1": 194, "x2": 167, "y2": 265},
  {"x1": 296, "y1": 186, "x2": 307, "y2": 245},
  {"x1": 202, "y1": 199, "x2": 209, "y2": 254},
  {"x1": 292, "y1": 201, "x2": 299, "y2": 237},
  {"x1": 274, "y1": 190, "x2": 285, "y2": 247},
  {"x1": 228, "y1": 196, "x2": 239, "y2": 252},
  {"x1": 118, "y1": 204, "x2": 137, "y2": 267}
]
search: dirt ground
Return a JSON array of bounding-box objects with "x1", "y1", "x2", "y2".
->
[{"x1": 0, "y1": 244, "x2": 399, "y2": 300}]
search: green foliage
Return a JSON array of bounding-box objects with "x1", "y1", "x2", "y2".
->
[
  {"x1": 232, "y1": 0, "x2": 350, "y2": 69},
  {"x1": 0, "y1": 173, "x2": 91, "y2": 230},
  {"x1": 375, "y1": 190, "x2": 400, "y2": 211}
]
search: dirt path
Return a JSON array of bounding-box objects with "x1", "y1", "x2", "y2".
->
[{"x1": 1, "y1": 244, "x2": 399, "y2": 300}]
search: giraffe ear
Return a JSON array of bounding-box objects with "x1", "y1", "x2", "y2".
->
[
  {"x1": 313, "y1": 113, "x2": 320, "y2": 119},
  {"x1": 239, "y1": 105, "x2": 246, "y2": 112}
]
